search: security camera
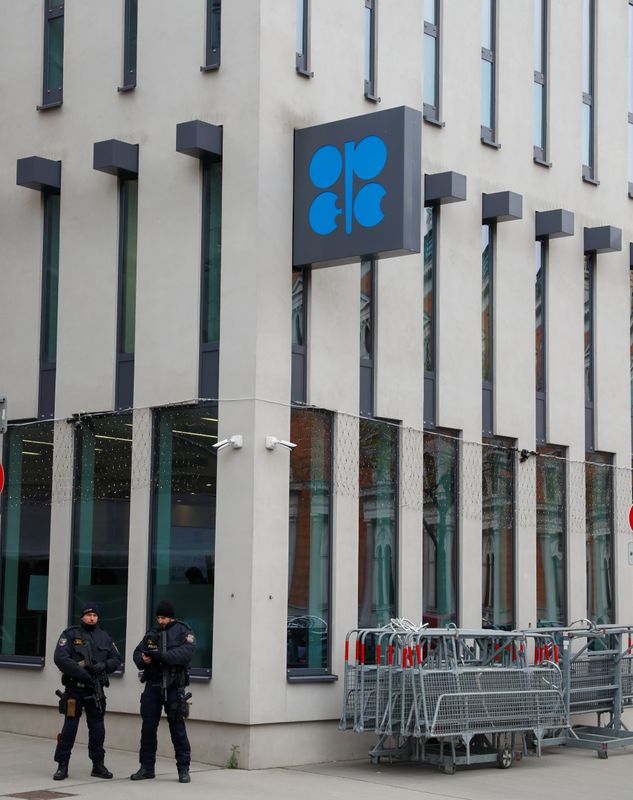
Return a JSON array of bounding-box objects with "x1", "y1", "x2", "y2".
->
[
  {"x1": 265, "y1": 436, "x2": 297, "y2": 451},
  {"x1": 213, "y1": 434, "x2": 243, "y2": 452}
]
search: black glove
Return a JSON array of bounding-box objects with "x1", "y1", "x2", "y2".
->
[{"x1": 87, "y1": 661, "x2": 106, "y2": 676}]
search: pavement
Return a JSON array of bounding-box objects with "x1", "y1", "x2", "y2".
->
[{"x1": 1, "y1": 731, "x2": 633, "y2": 800}]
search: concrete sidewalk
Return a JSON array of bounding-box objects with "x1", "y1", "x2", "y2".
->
[{"x1": 1, "y1": 731, "x2": 632, "y2": 800}]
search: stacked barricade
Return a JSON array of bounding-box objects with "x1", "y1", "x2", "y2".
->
[{"x1": 339, "y1": 621, "x2": 568, "y2": 771}]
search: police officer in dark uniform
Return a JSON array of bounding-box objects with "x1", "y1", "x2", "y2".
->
[
  {"x1": 53, "y1": 602, "x2": 122, "y2": 780},
  {"x1": 130, "y1": 600, "x2": 196, "y2": 783}
]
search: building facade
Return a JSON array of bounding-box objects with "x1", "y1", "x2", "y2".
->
[{"x1": 0, "y1": 0, "x2": 632, "y2": 768}]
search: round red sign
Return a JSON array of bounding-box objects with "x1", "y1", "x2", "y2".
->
[
  {"x1": 0, "y1": 464, "x2": 4, "y2": 495},
  {"x1": 629, "y1": 504, "x2": 633, "y2": 531}
]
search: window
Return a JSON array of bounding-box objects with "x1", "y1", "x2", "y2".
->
[
  {"x1": 287, "y1": 409, "x2": 332, "y2": 675},
  {"x1": 120, "y1": 0, "x2": 138, "y2": 91},
  {"x1": 536, "y1": 447, "x2": 566, "y2": 627},
  {"x1": 423, "y1": 0, "x2": 440, "y2": 122},
  {"x1": 360, "y1": 259, "x2": 375, "y2": 416},
  {"x1": 151, "y1": 406, "x2": 217, "y2": 674},
  {"x1": 535, "y1": 240, "x2": 546, "y2": 443},
  {"x1": 41, "y1": 0, "x2": 64, "y2": 108},
  {"x1": 482, "y1": 225, "x2": 493, "y2": 435},
  {"x1": 582, "y1": 0, "x2": 596, "y2": 180},
  {"x1": 423, "y1": 430, "x2": 458, "y2": 627},
  {"x1": 71, "y1": 414, "x2": 132, "y2": 657},
  {"x1": 0, "y1": 422, "x2": 54, "y2": 661},
  {"x1": 291, "y1": 268, "x2": 308, "y2": 404},
  {"x1": 203, "y1": 0, "x2": 221, "y2": 70},
  {"x1": 628, "y1": 1, "x2": 633, "y2": 195},
  {"x1": 533, "y1": 0, "x2": 548, "y2": 162},
  {"x1": 296, "y1": 0, "x2": 312, "y2": 76},
  {"x1": 630, "y1": 268, "x2": 633, "y2": 443},
  {"x1": 481, "y1": 0, "x2": 496, "y2": 143},
  {"x1": 116, "y1": 178, "x2": 138, "y2": 409},
  {"x1": 482, "y1": 438, "x2": 514, "y2": 630},
  {"x1": 358, "y1": 418, "x2": 398, "y2": 628},
  {"x1": 584, "y1": 254, "x2": 594, "y2": 449},
  {"x1": 423, "y1": 207, "x2": 435, "y2": 375},
  {"x1": 199, "y1": 160, "x2": 222, "y2": 400},
  {"x1": 364, "y1": 0, "x2": 378, "y2": 101},
  {"x1": 585, "y1": 453, "x2": 614, "y2": 624},
  {"x1": 40, "y1": 192, "x2": 60, "y2": 418}
]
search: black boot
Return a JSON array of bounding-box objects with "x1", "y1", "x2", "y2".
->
[
  {"x1": 178, "y1": 767, "x2": 191, "y2": 783},
  {"x1": 53, "y1": 761, "x2": 69, "y2": 780},
  {"x1": 130, "y1": 766, "x2": 155, "y2": 780},
  {"x1": 91, "y1": 761, "x2": 113, "y2": 779}
]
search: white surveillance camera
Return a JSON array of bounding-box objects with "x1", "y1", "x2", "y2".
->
[
  {"x1": 213, "y1": 435, "x2": 243, "y2": 452},
  {"x1": 265, "y1": 436, "x2": 297, "y2": 451}
]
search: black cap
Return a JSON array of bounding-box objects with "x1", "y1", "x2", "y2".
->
[
  {"x1": 156, "y1": 600, "x2": 175, "y2": 618},
  {"x1": 80, "y1": 602, "x2": 100, "y2": 617}
]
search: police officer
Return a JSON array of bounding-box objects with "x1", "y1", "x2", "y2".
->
[
  {"x1": 53, "y1": 602, "x2": 121, "y2": 780},
  {"x1": 130, "y1": 600, "x2": 196, "y2": 784}
]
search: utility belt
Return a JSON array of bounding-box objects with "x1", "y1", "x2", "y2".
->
[{"x1": 141, "y1": 666, "x2": 189, "y2": 688}]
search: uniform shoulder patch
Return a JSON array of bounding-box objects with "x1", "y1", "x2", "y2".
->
[
  {"x1": 58, "y1": 638, "x2": 67, "y2": 647},
  {"x1": 186, "y1": 633, "x2": 195, "y2": 644}
]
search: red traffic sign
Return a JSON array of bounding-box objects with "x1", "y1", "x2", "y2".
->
[
  {"x1": 0, "y1": 464, "x2": 4, "y2": 496},
  {"x1": 629, "y1": 504, "x2": 633, "y2": 531}
]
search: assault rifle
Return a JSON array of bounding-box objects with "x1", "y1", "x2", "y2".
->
[
  {"x1": 77, "y1": 640, "x2": 107, "y2": 714},
  {"x1": 161, "y1": 629, "x2": 168, "y2": 702}
]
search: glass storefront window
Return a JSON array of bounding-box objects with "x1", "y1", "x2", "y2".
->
[
  {"x1": 71, "y1": 414, "x2": 132, "y2": 655},
  {"x1": 287, "y1": 409, "x2": 332, "y2": 673},
  {"x1": 585, "y1": 453, "x2": 613, "y2": 624},
  {"x1": 0, "y1": 423, "x2": 54, "y2": 658},
  {"x1": 358, "y1": 419, "x2": 398, "y2": 628},
  {"x1": 536, "y1": 448, "x2": 565, "y2": 627},
  {"x1": 482, "y1": 438, "x2": 514, "y2": 630},
  {"x1": 151, "y1": 406, "x2": 217, "y2": 672},
  {"x1": 423, "y1": 431, "x2": 458, "y2": 627}
]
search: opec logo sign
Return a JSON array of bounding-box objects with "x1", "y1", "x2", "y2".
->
[{"x1": 293, "y1": 106, "x2": 421, "y2": 268}]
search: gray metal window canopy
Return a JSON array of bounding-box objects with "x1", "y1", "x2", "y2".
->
[
  {"x1": 535, "y1": 209, "x2": 574, "y2": 240},
  {"x1": 583, "y1": 226, "x2": 622, "y2": 255},
  {"x1": 16, "y1": 156, "x2": 61, "y2": 193},
  {"x1": 482, "y1": 191, "x2": 522, "y2": 224},
  {"x1": 424, "y1": 171, "x2": 467, "y2": 206},
  {"x1": 93, "y1": 139, "x2": 139, "y2": 178},
  {"x1": 176, "y1": 120, "x2": 223, "y2": 161}
]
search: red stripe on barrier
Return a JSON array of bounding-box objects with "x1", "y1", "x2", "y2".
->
[
  {"x1": 345, "y1": 640, "x2": 349, "y2": 662},
  {"x1": 416, "y1": 644, "x2": 422, "y2": 665},
  {"x1": 355, "y1": 641, "x2": 360, "y2": 661},
  {"x1": 360, "y1": 644, "x2": 365, "y2": 664},
  {"x1": 376, "y1": 644, "x2": 381, "y2": 664},
  {"x1": 553, "y1": 644, "x2": 559, "y2": 663},
  {"x1": 388, "y1": 644, "x2": 393, "y2": 665}
]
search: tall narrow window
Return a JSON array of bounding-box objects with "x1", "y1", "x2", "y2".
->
[
  {"x1": 360, "y1": 259, "x2": 375, "y2": 417},
  {"x1": 116, "y1": 178, "x2": 138, "y2": 410},
  {"x1": 0, "y1": 422, "x2": 54, "y2": 661},
  {"x1": 582, "y1": 0, "x2": 596, "y2": 180},
  {"x1": 482, "y1": 225, "x2": 493, "y2": 435},
  {"x1": 423, "y1": 207, "x2": 436, "y2": 426},
  {"x1": 536, "y1": 448, "x2": 566, "y2": 627},
  {"x1": 120, "y1": 0, "x2": 138, "y2": 91},
  {"x1": 535, "y1": 241, "x2": 547, "y2": 443},
  {"x1": 482, "y1": 438, "x2": 514, "y2": 630},
  {"x1": 585, "y1": 453, "x2": 614, "y2": 624},
  {"x1": 203, "y1": 0, "x2": 221, "y2": 71},
  {"x1": 291, "y1": 268, "x2": 308, "y2": 404},
  {"x1": 151, "y1": 405, "x2": 217, "y2": 674},
  {"x1": 584, "y1": 254, "x2": 594, "y2": 449},
  {"x1": 40, "y1": 192, "x2": 60, "y2": 418},
  {"x1": 628, "y1": 2, "x2": 633, "y2": 195},
  {"x1": 630, "y1": 266, "x2": 633, "y2": 448},
  {"x1": 358, "y1": 419, "x2": 398, "y2": 628},
  {"x1": 423, "y1": 430, "x2": 458, "y2": 627},
  {"x1": 481, "y1": 0, "x2": 496, "y2": 144},
  {"x1": 423, "y1": 0, "x2": 440, "y2": 122},
  {"x1": 534, "y1": 0, "x2": 548, "y2": 162},
  {"x1": 71, "y1": 414, "x2": 132, "y2": 656},
  {"x1": 287, "y1": 409, "x2": 332, "y2": 675},
  {"x1": 364, "y1": 0, "x2": 378, "y2": 101},
  {"x1": 296, "y1": 0, "x2": 312, "y2": 76},
  {"x1": 199, "y1": 160, "x2": 222, "y2": 400},
  {"x1": 41, "y1": 1, "x2": 64, "y2": 107}
]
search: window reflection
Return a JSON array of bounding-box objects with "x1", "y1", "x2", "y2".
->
[
  {"x1": 423, "y1": 208, "x2": 435, "y2": 373},
  {"x1": 585, "y1": 453, "x2": 613, "y2": 625},
  {"x1": 536, "y1": 448, "x2": 565, "y2": 627}
]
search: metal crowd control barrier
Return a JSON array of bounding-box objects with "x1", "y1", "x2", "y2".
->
[
  {"x1": 531, "y1": 621, "x2": 633, "y2": 758},
  {"x1": 339, "y1": 621, "x2": 568, "y2": 773}
]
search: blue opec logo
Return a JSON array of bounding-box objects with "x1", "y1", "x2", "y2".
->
[{"x1": 308, "y1": 135, "x2": 387, "y2": 236}]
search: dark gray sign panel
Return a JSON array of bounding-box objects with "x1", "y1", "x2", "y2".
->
[{"x1": 293, "y1": 106, "x2": 422, "y2": 268}]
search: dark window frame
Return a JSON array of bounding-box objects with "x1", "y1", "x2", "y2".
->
[
  {"x1": 582, "y1": 0, "x2": 596, "y2": 182},
  {"x1": 287, "y1": 407, "x2": 335, "y2": 680},
  {"x1": 535, "y1": 240, "x2": 547, "y2": 444},
  {"x1": 115, "y1": 177, "x2": 138, "y2": 411},
  {"x1": 423, "y1": 0, "x2": 441, "y2": 123},
  {"x1": 628, "y1": 1, "x2": 633, "y2": 195},
  {"x1": 360, "y1": 259, "x2": 376, "y2": 418},
  {"x1": 533, "y1": 0, "x2": 548, "y2": 163},
  {"x1": 119, "y1": 0, "x2": 138, "y2": 92},
  {"x1": 364, "y1": 0, "x2": 379, "y2": 102},
  {"x1": 40, "y1": 0, "x2": 64, "y2": 109},
  {"x1": 202, "y1": 0, "x2": 221, "y2": 71},
  {"x1": 482, "y1": 224, "x2": 494, "y2": 436},
  {"x1": 39, "y1": 191, "x2": 60, "y2": 419},
  {"x1": 291, "y1": 267, "x2": 309, "y2": 405},
  {"x1": 296, "y1": 0, "x2": 313, "y2": 77},
  {"x1": 480, "y1": 0, "x2": 497, "y2": 145},
  {"x1": 585, "y1": 451, "x2": 615, "y2": 624},
  {"x1": 199, "y1": 158, "x2": 222, "y2": 401},
  {"x1": 584, "y1": 254, "x2": 595, "y2": 450}
]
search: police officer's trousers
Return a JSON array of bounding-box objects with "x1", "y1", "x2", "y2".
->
[
  {"x1": 139, "y1": 684, "x2": 191, "y2": 770},
  {"x1": 54, "y1": 692, "x2": 106, "y2": 764}
]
